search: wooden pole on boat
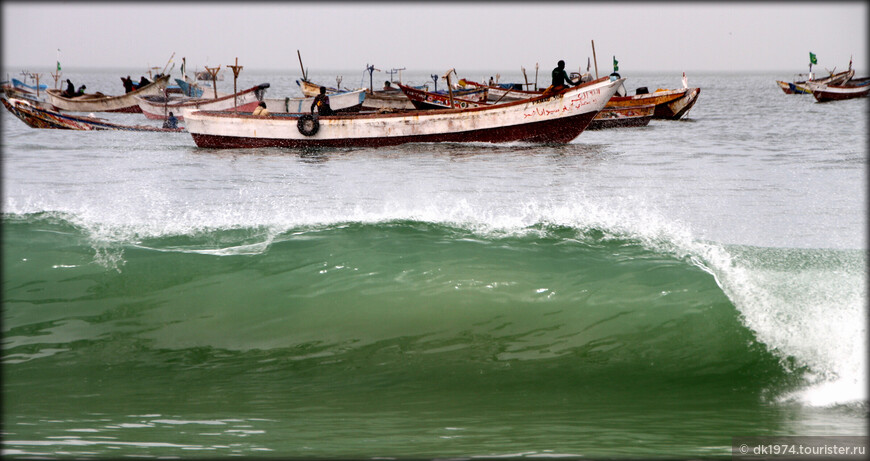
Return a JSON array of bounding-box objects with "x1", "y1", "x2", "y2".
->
[
  {"x1": 228, "y1": 57, "x2": 243, "y2": 112},
  {"x1": 161, "y1": 52, "x2": 175, "y2": 76},
  {"x1": 51, "y1": 69, "x2": 61, "y2": 90},
  {"x1": 521, "y1": 66, "x2": 529, "y2": 89},
  {"x1": 444, "y1": 68, "x2": 455, "y2": 108},
  {"x1": 205, "y1": 65, "x2": 221, "y2": 99},
  {"x1": 534, "y1": 63, "x2": 538, "y2": 91},
  {"x1": 297, "y1": 50, "x2": 307, "y2": 81},
  {"x1": 32, "y1": 73, "x2": 42, "y2": 97},
  {"x1": 591, "y1": 40, "x2": 599, "y2": 79}
]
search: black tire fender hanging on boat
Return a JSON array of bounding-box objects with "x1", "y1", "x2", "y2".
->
[{"x1": 297, "y1": 114, "x2": 319, "y2": 136}]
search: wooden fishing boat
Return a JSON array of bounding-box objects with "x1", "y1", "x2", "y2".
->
[
  {"x1": 11, "y1": 78, "x2": 48, "y2": 91},
  {"x1": 44, "y1": 74, "x2": 171, "y2": 113},
  {"x1": 262, "y1": 88, "x2": 366, "y2": 114},
  {"x1": 606, "y1": 86, "x2": 701, "y2": 120},
  {"x1": 775, "y1": 69, "x2": 854, "y2": 95},
  {"x1": 184, "y1": 77, "x2": 623, "y2": 149},
  {"x1": 2, "y1": 97, "x2": 184, "y2": 132},
  {"x1": 808, "y1": 76, "x2": 870, "y2": 102},
  {"x1": 459, "y1": 79, "x2": 543, "y2": 101},
  {"x1": 397, "y1": 84, "x2": 489, "y2": 110},
  {"x1": 586, "y1": 104, "x2": 655, "y2": 130},
  {"x1": 298, "y1": 78, "x2": 416, "y2": 111},
  {"x1": 136, "y1": 83, "x2": 270, "y2": 120},
  {"x1": 2, "y1": 82, "x2": 58, "y2": 111}
]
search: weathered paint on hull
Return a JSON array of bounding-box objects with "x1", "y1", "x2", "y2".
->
[
  {"x1": 44, "y1": 75, "x2": 170, "y2": 113},
  {"x1": 185, "y1": 77, "x2": 622, "y2": 149},
  {"x1": 587, "y1": 104, "x2": 654, "y2": 130},
  {"x1": 190, "y1": 111, "x2": 597, "y2": 148},
  {"x1": 812, "y1": 86, "x2": 870, "y2": 102},
  {"x1": 656, "y1": 88, "x2": 701, "y2": 119},
  {"x1": 139, "y1": 84, "x2": 269, "y2": 120}
]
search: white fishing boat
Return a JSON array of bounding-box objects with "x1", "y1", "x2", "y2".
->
[
  {"x1": 184, "y1": 77, "x2": 623, "y2": 148},
  {"x1": 44, "y1": 75, "x2": 170, "y2": 113}
]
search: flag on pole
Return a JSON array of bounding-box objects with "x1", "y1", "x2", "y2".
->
[
  {"x1": 613, "y1": 56, "x2": 619, "y2": 72},
  {"x1": 56, "y1": 49, "x2": 61, "y2": 71},
  {"x1": 809, "y1": 52, "x2": 817, "y2": 65}
]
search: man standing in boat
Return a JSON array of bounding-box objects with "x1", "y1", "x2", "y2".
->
[
  {"x1": 543, "y1": 60, "x2": 580, "y2": 97},
  {"x1": 311, "y1": 86, "x2": 334, "y2": 116}
]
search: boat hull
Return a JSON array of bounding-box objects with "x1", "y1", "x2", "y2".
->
[
  {"x1": 138, "y1": 83, "x2": 270, "y2": 120},
  {"x1": 587, "y1": 104, "x2": 655, "y2": 130},
  {"x1": 185, "y1": 77, "x2": 622, "y2": 149},
  {"x1": 776, "y1": 69, "x2": 855, "y2": 95},
  {"x1": 44, "y1": 75, "x2": 170, "y2": 113},
  {"x1": 399, "y1": 84, "x2": 488, "y2": 110},
  {"x1": 809, "y1": 80, "x2": 870, "y2": 102},
  {"x1": 3, "y1": 97, "x2": 184, "y2": 132},
  {"x1": 606, "y1": 87, "x2": 700, "y2": 120}
]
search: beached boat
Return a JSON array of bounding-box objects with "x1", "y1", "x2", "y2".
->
[
  {"x1": 398, "y1": 84, "x2": 489, "y2": 110},
  {"x1": 808, "y1": 76, "x2": 870, "y2": 102},
  {"x1": 184, "y1": 77, "x2": 623, "y2": 149},
  {"x1": 586, "y1": 104, "x2": 655, "y2": 130},
  {"x1": 2, "y1": 97, "x2": 184, "y2": 132},
  {"x1": 262, "y1": 88, "x2": 366, "y2": 114},
  {"x1": 775, "y1": 69, "x2": 854, "y2": 95},
  {"x1": 44, "y1": 74, "x2": 171, "y2": 113},
  {"x1": 136, "y1": 83, "x2": 270, "y2": 120}
]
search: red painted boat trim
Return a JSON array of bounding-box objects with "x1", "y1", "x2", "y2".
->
[{"x1": 190, "y1": 111, "x2": 597, "y2": 149}]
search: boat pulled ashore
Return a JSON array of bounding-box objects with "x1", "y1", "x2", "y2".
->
[
  {"x1": 44, "y1": 74, "x2": 171, "y2": 113},
  {"x1": 184, "y1": 77, "x2": 623, "y2": 149}
]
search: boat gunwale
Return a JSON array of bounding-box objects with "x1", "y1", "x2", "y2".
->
[{"x1": 190, "y1": 76, "x2": 613, "y2": 121}]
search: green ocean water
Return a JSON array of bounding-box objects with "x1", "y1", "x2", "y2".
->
[
  {"x1": 2, "y1": 70, "x2": 867, "y2": 458},
  {"x1": 2, "y1": 213, "x2": 865, "y2": 458}
]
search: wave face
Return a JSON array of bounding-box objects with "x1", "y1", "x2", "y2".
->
[{"x1": 2, "y1": 209, "x2": 865, "y2": 457}]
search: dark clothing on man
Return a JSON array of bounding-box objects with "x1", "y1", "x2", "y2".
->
[
  {"x1": 163, "y1": 113, "x2": 178, "y2": 129},
  {"x1": 139, "y1": 77, "x2": 151, "y2": 87},
  {"x1": 542, "y1": 61, "x2": 578, "y2": 97},
  {"x1": 311, "y1": 93, "x2": 334, "y2": 116},
  {"x1": 122, "y1": 76, "x2": 134, "y2": 93},
  {"x1": 63, "y1": 79, "x2": 75, "y2": 97},
  {"x1": 551, "y1": 66, "x2": 576, "y2": 88}
]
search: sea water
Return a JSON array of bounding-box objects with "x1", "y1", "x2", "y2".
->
[{"x1": 2, "y1": 69, "x2": 867, "y2": 458}]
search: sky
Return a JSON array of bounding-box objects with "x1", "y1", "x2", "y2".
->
[{"x1": 2, "y1": 2, "x2": 867, "y2": 76}]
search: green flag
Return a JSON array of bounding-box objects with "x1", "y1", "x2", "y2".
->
[
  {"x1": 613, "y1": 56, "x2": 619, "y2": 72},
  {"x1": 57, "y1": 61, "x2": 61, "y2": 72},
  {"x1": 809, "y1": 52, "x2": 817, "y2": 65}
]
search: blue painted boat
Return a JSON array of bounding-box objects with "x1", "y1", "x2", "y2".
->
[{"x1": 12, "y1": 78, "x2": 48, "y2": 91}]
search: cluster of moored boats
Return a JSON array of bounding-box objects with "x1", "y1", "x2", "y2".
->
[
  {"x1": 1, "y1": 57, "x2": 705, "y2": 148},
  {"x1": 775, "y1": 57, "x2": 869, "y2": 102}
]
